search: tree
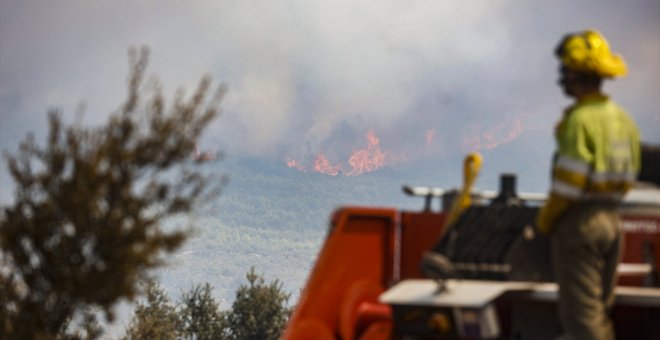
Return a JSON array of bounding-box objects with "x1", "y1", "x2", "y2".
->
[
  {"x1": 225, "y1": 268, "x2": 291, "y2": 340},
  {"x1": 57, "y1": 308, "x2": 104, "y2": 340},
  {"x1": 123, "y1": 280, "x2": 181, "y2": 340},
  {"x1": 0, "y1": 47, "x2": 226, "y2": 338},
  {"x1": 179, "y1": 283, "x2": 227, "y2": 340}
]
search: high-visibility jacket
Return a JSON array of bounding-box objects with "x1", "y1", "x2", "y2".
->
[{"x1": 537, "y1": 93, "x2": 641, "y2": 233}]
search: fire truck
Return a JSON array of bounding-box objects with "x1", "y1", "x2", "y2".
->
[{"x1": 283, "y1": 147, "x2": 660, "y2": 339}]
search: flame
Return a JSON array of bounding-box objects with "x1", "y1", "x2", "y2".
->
[
  {"x1": 346, "y1": 130, "x2": 385, "y2": 176},
  {"x1": 286, "y1": 130, "x2": 392, "y2": 176},
  {"x1": 286, "y1": 158, "x2": 307, "y2": 172},
  {"x1": 313, "y1": 153, "x2": 342, "y2": 176},
  {"x1": 286, "y1": 118, "x2": 528, "y2": 176},
  {"x1": 462, "y1": 118, "x2": 524, "y2": 151}
]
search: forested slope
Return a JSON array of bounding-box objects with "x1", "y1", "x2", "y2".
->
[{"x1": 156, "y1": 156, "x2": 446, "y2": 306}]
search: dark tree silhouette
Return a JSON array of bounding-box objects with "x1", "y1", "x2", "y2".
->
[
  {"x1": 0, "y1": 47, "x2": 226, "y2": 338},
  {"x1": 123, "y1": 280, "x2": 181, "y2": 340},
  {"x1": 179, "y1": 283, "x2": 227, "y2": 340},
  {"x1": 225, "y1": 267, "x2": 291, "y2": 340}
]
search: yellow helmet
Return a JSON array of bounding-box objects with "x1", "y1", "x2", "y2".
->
[{"x1": 555, "y1": 30, "x2": 627, "y2": 78}]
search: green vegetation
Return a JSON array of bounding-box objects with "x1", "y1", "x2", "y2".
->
[
  {"x1": 225, "y1": 267, "x2": 291, "y2": 340},
  {"x1": 178, "y1": 283, "x2": 226, "y2": 339},
  {"x1": 124, "y1": 281, "x2": 182, "y2": 340},
  {"x1": 123, "y1": 270, "x2": 290, "y2": 340}
]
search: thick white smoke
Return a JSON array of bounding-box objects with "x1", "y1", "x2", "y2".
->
[{"x1": 1, "y1": 0, "x2": 659, "y2": 184}]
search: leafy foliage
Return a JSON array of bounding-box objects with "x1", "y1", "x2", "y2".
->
[
  {"x1": 225, "y1": 267, "x2": 291, "y2": 340},
  {"x1": 122, "y1": 269, "x2": 291, "y2": 340},
  {"x1": 179, "y1": 283, "x2": 226, "y2": 340},
  {"x1": 124, "y1": 281, "x2": 182, "y2": 340},
  {"x1": 0, "y1": 47, "x2": 226, "y2": 338},
  {"x1": 57, "y1": 308, "x2": 104, "y2": 340}
]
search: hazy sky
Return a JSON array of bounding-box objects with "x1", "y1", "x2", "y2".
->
[{"x1": 1, "y1": 0, "x2": 659, "y2": 199}]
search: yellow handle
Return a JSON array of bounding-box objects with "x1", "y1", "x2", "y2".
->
[{"x1": 445, "y1": 152, "x2": 483, "y2": 226}]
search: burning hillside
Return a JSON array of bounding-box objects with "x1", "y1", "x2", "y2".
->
[
  {"x1": 286, "y1": 117, "x2": 529, "y2": 177},
  {"x1": 286, "y1": 130, "x2": 395, "y2": 176}
]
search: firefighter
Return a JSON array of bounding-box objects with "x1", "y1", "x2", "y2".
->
[{"x1": 536, "y1": 30, "x2": 641, "y2": 340}]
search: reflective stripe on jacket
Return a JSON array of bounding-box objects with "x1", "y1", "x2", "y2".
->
[{"x1": 537, "y1": 93, "x2": 641, "y2": 233}]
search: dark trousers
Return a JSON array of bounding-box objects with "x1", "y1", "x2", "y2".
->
[{"x1": 551, "y1": 203, "x2": 622, "y2": 340}]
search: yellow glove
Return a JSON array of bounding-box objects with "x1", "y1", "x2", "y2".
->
[
  {"x1": 536, "y1": 193, "x2": 572, "y2": 234},
  {"x1": 535, "y1": 205, "x2": 552, "y2": 234}
]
